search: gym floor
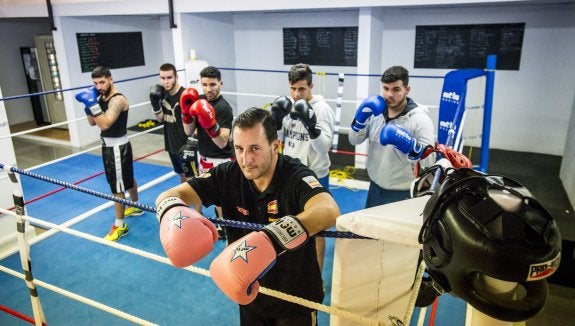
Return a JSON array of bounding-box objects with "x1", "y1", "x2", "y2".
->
[{"x1": 6, "y1": 124, "x2": 575, "y2": 325}]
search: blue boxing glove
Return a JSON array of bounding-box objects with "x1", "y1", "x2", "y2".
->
[
  {"x1": 351, "y1": 95, "x2": 386, "y2": 132},
  {"x1": 75, "y1": 86, "x2": 102, "y2": 117},
  {"x1": 379, "y1": 123, "x2": 432, "y2": 160}
]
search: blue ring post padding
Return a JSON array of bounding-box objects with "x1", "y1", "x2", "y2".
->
[{"x1": 480, "y1": 55, "x2": 497, "y2": 172}]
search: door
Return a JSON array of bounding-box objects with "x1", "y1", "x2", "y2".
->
[{"x1": 34, "y1": 35, "x2": 67, "y2": 129}]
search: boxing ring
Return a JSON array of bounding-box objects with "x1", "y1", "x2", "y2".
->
[{"x1": 0, "y1": 64, "x2": 499, "y2": 325}]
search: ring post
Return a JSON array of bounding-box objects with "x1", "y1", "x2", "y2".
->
[
  {"x1": 8, "y1": 167, "x2": 47, "y2": 326},
  {"x1": 480, "y1": 54, "x2": 497, "y2": 172}
]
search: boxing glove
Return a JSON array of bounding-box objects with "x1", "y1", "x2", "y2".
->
[
  {"x1": 270, "y1": 96, "x2": 292, "y2": 130},
  {"x1": 379, "y1": 123, "x2": 432, "y2": 160},
  {"x1": 149, "y1": 84, "x2": 165, "y2": 115},
  {"x1": 156, "y1": 196, "x2": 218, "y2": 268},
  {"x1": 180, "y1": 87, "x2": 200, "y2": 124},
  {"x1": 178, "y1": 137, "x2": 199, "y2": 162},
  {"x1": 290, "y1": 99, "x2": 321, "y2": 139},
  {"x1": 193, "y1": 99, "x2": 221, "y2": 138},
  {"x1": 210, "y1": 215, "x2": 308, "y2": 305},
  {"x1": 434, "y1": 144, "x2": 472, "y2": 169},
  {"x1": 75, "y1": 86, "x2": 102, "y2": 117},
  {"x1": 351, "y1": 95, "x2": 386, "y2": 132}
]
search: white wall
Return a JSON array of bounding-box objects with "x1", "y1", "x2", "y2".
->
[
  {"x1": 233, "y1": 10, "x2": 360, "y2": 118},
  {"x1": 0, "y1": 18, "x2": 52, "y2": 126},
  {"x1": 376, "y1": 4, "x2": 575, "y2": 155},
  {"x1": 178, "y1": 12, "x2": 238, "y2": 113},
  {"x1": 1, "y1": 1, "x2": 574, "y2": 156},
  {"x1": 55, "y1": 15, "x2": 172, "y2": 147}
]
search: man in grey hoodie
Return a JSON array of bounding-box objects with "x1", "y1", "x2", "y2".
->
[{"x1": 349, "y1": 65, "x2": 435, "y2": 208}]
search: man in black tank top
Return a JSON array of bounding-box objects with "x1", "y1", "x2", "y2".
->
[{"x1": 75, "y1": 66, "x2": 144, "y2": 242}]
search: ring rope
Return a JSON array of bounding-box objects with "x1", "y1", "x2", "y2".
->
[
  {"x1": 0, "y1": 264, "x2": 157, "y2": 326},
  {"x1": 0, "y1": 171, "x2": 177, "y2": 261},
  {"x1": 0, "y1": 122, "x2": 164, "y2": 177},
  {"x1": 0, "y1": 304, "x2": 46, "y2": 326},
  {"x1": 0, "y1": 208, "x2": 387, "y2": 326},
  {"x1": 5, "y1": 147, "x2": 164, "y2": 210},
  {"x1": 0, "y1": 163, "x2": 372, "y2": 240},
  {"x1": 216, "y1": 66, "x2": 444, "y2": 79},
  {"x1": 331, "y1": 73, "x2": 344, "y2": 152}
]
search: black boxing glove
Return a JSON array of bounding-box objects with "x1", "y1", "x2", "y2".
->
[
  {"x1": 149, "y1": 84, "x2": 165, "y2": 115},
  {"x1": 178, "y1": 137, "x2": 199, "y2": 162},
  {"x1": 270, "y1": 96, "x2": 292, "y2": 130},
  {"x1": 290, "y1": 99, "x2": 321, "y2": 139}
]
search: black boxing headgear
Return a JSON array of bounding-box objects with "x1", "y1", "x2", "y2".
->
[{"x1": 418, "y1": 168, "x2": 561, "y2": 322}]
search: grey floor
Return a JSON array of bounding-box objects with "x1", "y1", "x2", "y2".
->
[{"x1": 7, "y1": 126, "x2": 575, "y2": 325}]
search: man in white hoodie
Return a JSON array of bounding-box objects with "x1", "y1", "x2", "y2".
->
[
  {"x1": 270, "y1": 63, "x2": 335, "y2": 273},
  {"x1": 349, "y1": 65, "x2": 435, "y2": 208}
]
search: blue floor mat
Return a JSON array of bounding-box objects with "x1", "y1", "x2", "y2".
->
[
  {"x1": 1, "y1": 158, "x2": 465, "y2": 325},
  {"x1": 20, "y1": 153, "x2": 173, "y2": 225}
]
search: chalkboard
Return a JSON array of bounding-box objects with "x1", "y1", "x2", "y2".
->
[
  {"x1": 283, "y1": 27, "x2": 358, "y2": 66},
  {"x1": 414, "y1": 23, "x2": 525, "y2": 70},
  {"x1": 76, "y1": 32, "x2": 145, "y2": 73}
]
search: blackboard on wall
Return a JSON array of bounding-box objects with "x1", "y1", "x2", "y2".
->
[
  {"x1": 76, "y1": 32, "x2": 145, "y2": 73},
  {"x1": 414, "y1": 23, "x2": 525, "y2": 70},
  {"x1": 283, "y1": 27, "x2": 358, "y2": 66}
]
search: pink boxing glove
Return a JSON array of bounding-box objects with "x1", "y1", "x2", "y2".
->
[
  {"x1": 209, "y1": 215, "x2": 308, "y2": 304},
  {"x1": 156, "y1": 197, "x2": 218, "y2": 267}
]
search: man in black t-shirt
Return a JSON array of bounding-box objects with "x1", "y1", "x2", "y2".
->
[
  {"x1": 155, "y1": 108, "x2": 340, "y2": 325},
  {"x1": 181, "y1": 66, "x2": 234, "y2": 239},
  {"x1": 182, "y1": 66, "x2": 234, "y2": 172},
  {"x1": 149, "y1": 63, "x2": 195, "y2": 183}
]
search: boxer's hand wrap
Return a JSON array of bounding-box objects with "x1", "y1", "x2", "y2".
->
[
  {"x1": 156, "y1": 196, "x2": 186, "y2": 222},
  {"x1": 261, "y1": 215, "x2": 309, "y2": 252}
]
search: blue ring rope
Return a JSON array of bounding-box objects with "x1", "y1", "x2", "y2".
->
[
  {"x1": 0, "y1": 162, "x2": 371, "y2": 240},
  {"x1": 0, "y1": 67, "x2": 442, "y2": 102}
]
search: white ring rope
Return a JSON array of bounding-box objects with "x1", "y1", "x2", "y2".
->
[
  {"x1": 0, "y1": 264, "x2": 158, "y2": 326},
  {"x1": 0, "y1": 171, "x2": 176, "y2": 261},
  {"x1": 0, "y1": 123, "x2": 165, "y2": 184},
  {"x1": 0, "y1": 207, "x2": 388, "y2": 326}
]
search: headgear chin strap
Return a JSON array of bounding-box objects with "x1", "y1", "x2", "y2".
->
[{"x1": 419, "y1": 168, "x2": 561, "y2": 322}]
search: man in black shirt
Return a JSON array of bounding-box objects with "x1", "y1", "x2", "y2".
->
[
  {"x1": 155, "y1": 108, "x2": 340, "y2": 325},
  {"x1": 180, "y1": 66, "x2": 235, "y2": 239},
  {"x1": 149, "y1": 63, "x2": 195, "y2": 183}
]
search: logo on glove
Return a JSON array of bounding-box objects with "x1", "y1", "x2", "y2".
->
[
  {"x1": 168, "y1": 211, "x2": 190, "y2": 229},
  {"x1": 230, "y1": 240, "x2": 256, "y2": 263}
]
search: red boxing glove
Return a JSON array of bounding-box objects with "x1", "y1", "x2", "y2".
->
[
  {"x1": 193, "y1": 99, "x2": 221, "y2": 138},
  {"x1": 434, "y1": 143, "x2": 472, "y2": 169},
  {"x1": 180, "y1": 87, "x2": 200, "y2": 124},
  {"x1": 156, "y1": 197, "x2": 218, "y2": 267},
  {"x1": 209, "y1": 215, "x2": 308, "y2": 304}
]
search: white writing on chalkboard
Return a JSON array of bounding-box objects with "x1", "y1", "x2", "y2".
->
[
  {"x1": 283, "y1": 27, "x2": 358, "y2": 67},
  {"x1": 76, "y1": 32, "x2": 145, "y2": 73},
  {"x1": 414, "y1": 23, "x2": 525, "y2": 70}
]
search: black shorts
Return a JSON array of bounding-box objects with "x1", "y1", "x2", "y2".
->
[
  {"x1": 102, "y1": 142, "x2": 135, "y2": 193},
  {"x1": 169, "y1": 152, "x2": 196, "y2": 177}
]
